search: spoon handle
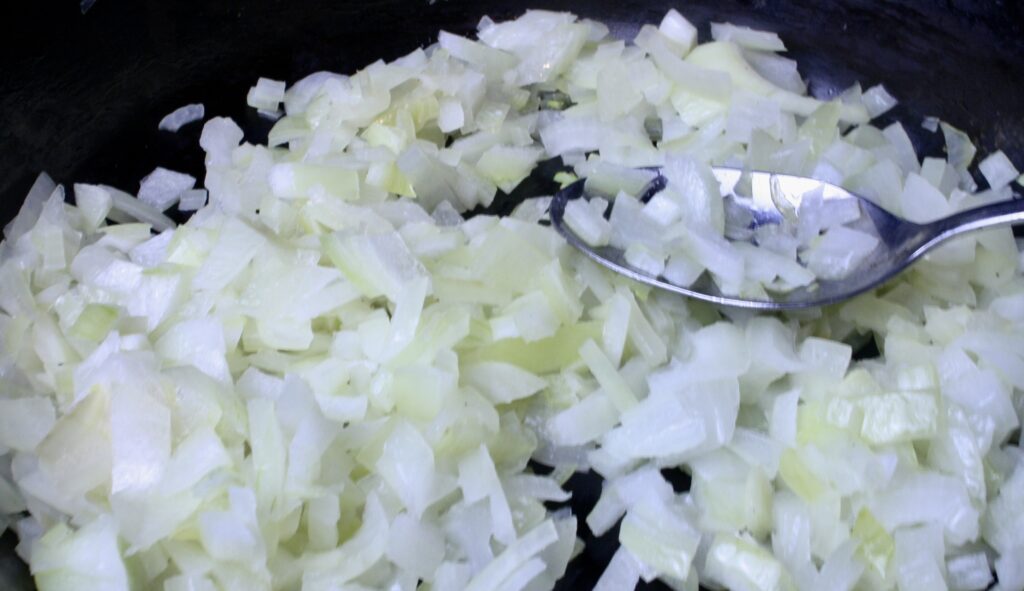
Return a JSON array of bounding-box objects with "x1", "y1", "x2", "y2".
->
[{"x1": 924, "y1": 196, "x2": 1024, "y2": 246}]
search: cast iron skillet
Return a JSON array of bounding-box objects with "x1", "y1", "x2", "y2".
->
[{"x1": 1, "y1": 1, "x2": 1022, "y2": 589}]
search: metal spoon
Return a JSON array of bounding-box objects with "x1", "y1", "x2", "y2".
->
[{"x1": 549, "y1": 167, "x2": 1024, "y2": 310}]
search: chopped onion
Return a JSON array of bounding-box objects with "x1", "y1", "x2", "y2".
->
[
  {"x1": 177, "y1": 188, "x2": 208, "y2": 212},
  {"x1": 0, "y1": 9, "x2": 1021, "y2": 591},
  {"x1": 862, "y1": 84, "x2": 898, "y2": 118},
  {"x1": 246, "y1": 77, "x2": 286, "y2": 112},
  {"x1": 978, "y1": 150, "x2": 1020, "y2": 189},
  {"x1": 158, "y1": 103, "x2": 205, "y2": 132},
  {"x1": 4, "y1": 172, "x2": 56, "y2": 242},
  {"x1": 658, "y1": 9, "x2": 698, "y2": 56},
  {"x1": 743, "y1": 50, "x2": 806, "y2": 94},
  {"x1": 563, "y1": 199, "x2": 612, "y2": 247},
  {"x1": 97, "y1": 184, "x2": 175, "y2": 231},
  {"x1": 710, "y1": 22, "x2": 787, "y2": 52},
  {"x1": 138, "y1": 167, "x2": 196, "y2": 212}
]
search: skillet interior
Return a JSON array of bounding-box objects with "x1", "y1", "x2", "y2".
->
[{"x1": 1, "y1": 1, "x2": 1022, "y2": 588}]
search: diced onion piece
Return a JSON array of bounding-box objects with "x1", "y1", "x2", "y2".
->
[
  {"x1": 475, "y1": 145, "x2": 543, "y2": 193},
  {"x1": 978, "y1": 150, "x2": 1020, "y2": 190},
  {"x1": 463, "y1": 362, "x2": 546, "y2": 404},
  {"x1": 705, "y1": 533, "x2": 795, "y2": 591},
  {"x1": 862, "y1": 84, "x2": 897, "y2": 118},
  {"x1": 104, "y1": 184, "x2": 176, "y2": 231},
  {"x1": 577, "y1": 160, "x2": 658, "y2": 199},
  {"x1": 463, "y1": 520, "x2": 559, "y2": 591},
  {"x1": 546, "y1": 392, "x2": 619, "y2": 447},
  {"x1": 579, "y1": 339, "x2": 638, "y2": 413},
  {"x1": 899, "y1": 172, "x2": 951, "y2": 223},
  {"x1": 658, "y1": 9, "x2": 698, "y2": 56},
  {"x1": 594, "y1": 547, "x2": 644, "y2": 591},
  {"x1": 802, "y1": 226, "x2": 879, "y2": 281},
  {"x1": 893, "y1": 525, "x2": 946, "y2": 591},
  {"x1": 796, "y1": 193, "x2": 862, "y2": 245},
  {"x1": 246, "y1": 77, "x2": 286, "y2": 111},
  {"x1": 5, "y1": 173, "x2": 57, "y2": 242},
  {"x1": 73, "y1": 183, "x2": 113, "y2": 231},
  {"x1": 269, "y1": 163, "x2": 360, "y2": 200},
  {"x1": 946, "y1": 552, "x2": 993, "y2": 591},
  {"x1": 743, "y1": 50, "x2": 806, "y2": 94},
  {"x1": 663, "y1": 154, "x2": 725, "y2": 234},
  {"x1": 178, "y1": 188, "x2": 208, "y2": 212},
  {"x1": 438, "y1": 98, "x2": 466, "y2": 133},
  {"x1": 710, "y1": 22, "x2": 787, "y2": 52},
  {"x1": 31, "y1": 516, "x2": 130, "y2": 591},
  {"x1": 0, "y1": 398, "x2": 55, "y2": 451},
  {"x1": 663, "y1": 252, "x2": 704, "y2": 287},
  {"x1": 940, "y1": 121, "x2": 977, "y2": 189},
  {"x1": 564, "y1": 199, "x2": 612, "y2": 247},
  {"x1": 158, "y1": 103, "x2": 205, "y2": 132},
  {"x1": 199, "y1": 116, "x2": 244, "y2": 167},
  {"x1": 138, "y1": 167, "x2": 196, "y2": 212},
  {"x1": 439, "y1": 30, "x2": 519, "y2": 78},
  {"x1": 624, "y1": 243, "x2": 666, "y2": 277}
]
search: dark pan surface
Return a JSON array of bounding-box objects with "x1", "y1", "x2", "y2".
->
[{"x1": 1, "y1": 1, "x2": 1022, "y2": 589}]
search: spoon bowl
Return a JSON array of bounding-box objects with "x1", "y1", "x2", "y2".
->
[{"x1": 550, "y1": 168, "x2": 1024, "y2": 310}]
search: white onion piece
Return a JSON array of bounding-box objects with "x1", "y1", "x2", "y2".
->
[
  {"x1": 862, "y1": 84, "x2": 898, "y2": 118},
  {"x1": 743, "y1": 50, "x2": 806, "y2": 94},
  {"x1": 99, "y1": 184, "x2": 175, "y2": 231},
  {"x1": 138, "y1": 167, "x2": 196, "y2": 212},
  {"x1": 4, "y1": 172, "x2": 56, "y2": 242},
  {"x1": 710, "y1": 22, "x2": 787, "y2": 52},
  {"x1": 246, "y1": 77, "x2": 286, "y2": 112},
  {"x1": 658, "y1": 9, "x2": 698, "y2": 56},
  {"x1": 978, "y1": 150, "x2": 1020, "y2": 190},
  {"x1": 158, "y1": 103, "x2": 205, "y2": 132},
  {"x1": 177, "y1": 188, "x2": 208, "y2": 212},
  {"x1": 563, "y1": 202, "x2": 611, "y2": 248}
]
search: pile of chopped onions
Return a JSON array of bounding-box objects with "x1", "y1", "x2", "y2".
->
[{"x1": 1, "y1": 8, "x2": 1023, "y2": 591}]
